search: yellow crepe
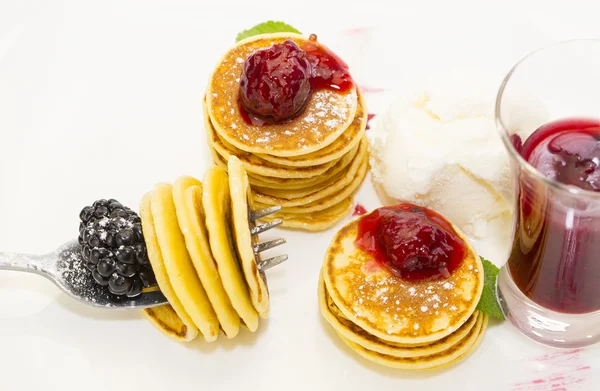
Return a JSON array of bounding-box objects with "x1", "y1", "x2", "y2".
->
[
  {"x1": 202, "y1": 166, "x2": 259, "y2": 332},
  {"x1": 139, "y1": 192, "x2": 198, "y2": 342},
  {"x1": 151, "y1": 183, "x2": 220, "y2": 342},
  {"x1": 143, "y1": 305, "x2": 193, "y2": 342},
  {"x1": 228, "y1": 157, "x2": 270, "y2": 318},
  {"x1": 173, "y1": 176, "x2": 241, "y2": 338}
]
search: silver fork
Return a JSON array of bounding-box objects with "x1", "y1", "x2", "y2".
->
[{"x1": 0, "y1": 206, "x2": 287, "y2": 309}]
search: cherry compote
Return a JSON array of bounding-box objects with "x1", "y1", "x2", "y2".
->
[
  {"x1": 509, "y1": 118, "x2": 600, "y2": 313},
  {"x1": 355, "y1": 204, "x2": 467, "y2": 282},
  {"x1": 302, "y1": 34, "x2": 353, "y2": 93},
  {"x1": 352, "y1": 203, "x2": 367, "y2": 216},
  {"x1": 239, "y1": 35, "x2": 353, "y2": 125},
  {"x1": 239, "y1": 40, "x2": 312, "y2": 123}
]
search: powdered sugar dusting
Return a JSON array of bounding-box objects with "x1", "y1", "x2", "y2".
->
[
  {"x1": 332, "y1": 227, "x2": 483, "y2": 338},
  {"x1": 207, "y1": 35, "x2": 358, "y2": 154}
]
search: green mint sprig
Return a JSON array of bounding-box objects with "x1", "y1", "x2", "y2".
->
[
  {"x1": 236, "y1": 21, "x2": 301, "y2": 42},
  {"x1": 476, "y1": 257, "x2": 505, "y2": 320}
]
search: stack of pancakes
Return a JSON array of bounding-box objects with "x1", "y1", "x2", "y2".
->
[
  {"x1": 204, "y1": 33, "x2": 368, "y2": 231},
  {"x1": 319, "y1": 216, "x2": 488, "y2": 370},
  {"x1": 140, "y1": 157, "x2": 269, "y2": 342}
]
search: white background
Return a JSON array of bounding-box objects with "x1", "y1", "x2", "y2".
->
[{"x1": 1, "y1": 0, "x2": 599, "y2": 390}]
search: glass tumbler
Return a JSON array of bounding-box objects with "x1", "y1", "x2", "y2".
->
[{"x1": 496, "y1": 40, "x2": 600, "y2": 348}]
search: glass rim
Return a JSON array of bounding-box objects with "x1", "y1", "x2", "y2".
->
[{"x1": 495, "y1": 38, "x2": 600, "y2": 200}]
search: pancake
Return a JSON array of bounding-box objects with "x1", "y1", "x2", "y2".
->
[
  {"x1": 253, "y1": 138, "x2": 367, "y2": 206},
  {"x1": 228, "y1": 157, "x2": 269, "y2": 318},
  {"x1": 206, "y1": 33, "x2": 358, "y2": 157},
  {"x1": 323, "y1": 215, "x2": 484, "y2": 344},
  {"x1": 254, "y1": 92, "x2": 367, "y2": 167},
  {"x1": 338, "y1": 311, "x2": 484, "y2": 370},
  {"x1": 210, "y1": 138, "x2": 360, "y2": 191},
  {"x1": 246, "y1": 142, "x2": 360, "y2": 189},
  {"x1": 202, "y1": 166, "x2": 259, "y2": 332},
  {"x1": 140, "y1": 192, "x2": 198, "y2": 342},
  {"x1": 173, "y1": 176, "x2": 241, "y2": 338},
  {"x1": 423, "y1": 313, "x2": 488, "y2": 371},
  {"x1": 260, "y1": 196, "x2": 353, "y2": 231},
  {"x1": 151, "y1": 183, "x2": 220, "y2": 342},
  {"x1": 205, "y1": 105, "x2": 339, "y2": 178},
  {"x1": 319, "y1": 270, "x2": 479, "y2": 357},
  {"x1": 253, "y1": 154, "x2": 368, "y2": 214},
  {"x1": 143, "y1": 304, "x2": 194, "y2": 342}
]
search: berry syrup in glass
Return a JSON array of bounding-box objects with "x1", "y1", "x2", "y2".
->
[{"x1": 509, "y1": 118, "x2": 600, "y2": 314}]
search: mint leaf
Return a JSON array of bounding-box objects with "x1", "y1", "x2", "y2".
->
[
  {"x1": 236, "y1": 21, "x2": 301, "y2": 42},
  {"x1": 476, "y1": 257, "x2": 505, "y2": 320}
]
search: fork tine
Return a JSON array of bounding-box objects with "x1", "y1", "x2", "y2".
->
[
  {"x1": 250, "y1": 206, "x2": 282, "y2": 221},
  {"x1": 251, "y1": 219, "x2": 282, "y2": 235},
  {"x1": 258, "y1": 254, "x2": 288, "y2": 270},
  {"x1": 253, "y1": 238, "x2": 286, "y2": 254}
]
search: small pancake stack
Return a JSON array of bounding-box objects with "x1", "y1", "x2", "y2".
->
[
  {"x1": 319, "y1": 214, "x2": 488, "y2": 370},
  {"x1": 140, "y1": 157, "x2": 276, "y2": 342},
  {"x1": 204, "y1": 33, "x2": 368, "y2": 231}
]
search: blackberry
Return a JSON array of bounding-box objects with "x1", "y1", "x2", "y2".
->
[{"x1": 78, "y1": 199, "x2": 156, "y2": 298}]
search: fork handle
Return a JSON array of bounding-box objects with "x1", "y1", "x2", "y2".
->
[{"x1": 0, "y1": 252, "x2": 53, "y2": 277}]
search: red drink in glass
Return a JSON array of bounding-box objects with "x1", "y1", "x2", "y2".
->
[
  {"x1": 508, "y1": 118, "x2": 600, "y2": 314},
  {"x1": 496, "y1": 40, "x2": 600, "y2": 347}
]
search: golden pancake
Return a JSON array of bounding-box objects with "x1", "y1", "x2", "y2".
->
[
  {"x1": 202, "y1": 166, "x2": 259, "y2": 332},
  {"x1": 252, "y1": 139, "x2": 364, "y2": 199},
  {"x1": 151, "y1": 183, "x2": 220, "y2": 342},
  {"x1": 206, "y1": 33, "x2": 358, "y2": 157},
  {"x1": 140, "y1": 192, "x2": 198, "y2": 342},
  {"x1": 246, "y1": 142, "x2": 360, "y2": 189},
  {"x1": 253, "y1": 154, "x2": 368, "y2": 214},
  {"x1": 205, "y1": 105, "x2": 339, "y2": 178},
  {"x1": 228, "y1": 157, "x2": 269, "y2": 318},
  {"x1": 323, "y1": 215, "x2": 484, "y2": 344},
  {"x1": 143, "y1": 305, "x2": 193, "y2": 342},
  {"x1": 210, "y1": 138, "x2": 360, "y2": 191},
  {"x1": 424, "y1": 313, "x2": 488, "y2": 371},
  {"x1": 319, "y1": 270, "x2": 479, "y2": 357},
  {"x1": 254, "y1": 92, "x2": 367, "y2": 167},
  {"x1": 338, "y1": 311, "x2": 484, "y2": 370},
  {"x1": 259, "y1": 196, "x2": 353, "y2": 231},
  {"x1": 253, "y1": 138, "x2": 367, "y2": 206},
  {"x1": 173, "y1": 176, "x2": 241, "y2": 338}
]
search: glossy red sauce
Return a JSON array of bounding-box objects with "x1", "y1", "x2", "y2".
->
[
  {"x1": 366, "y1": 113, "x2": 376, "y2": 130},
  {"x1": 301, "y1": 35, "x2": 353, "y2": 93},
  {"x1": 355, "y1": 203, "x2": 467, "y2": 282},
  {"x1": 238, "y1": 35, "x2": 354, "y2": 126},
  {"x1": 352, "y1": 203, "x2": 367, "y2": 216}
]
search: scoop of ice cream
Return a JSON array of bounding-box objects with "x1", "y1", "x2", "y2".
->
[{"x1": 369, "y1": 75, "x2": 514, "y2": 240}]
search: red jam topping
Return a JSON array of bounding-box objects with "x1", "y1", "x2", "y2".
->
[
  {"x1": 239, "y1": 40, "x2": 312, "y2": 123},
  {"x1": 355, "y1": 204, "x2": 467, "y2": 282},
  {"x1": 366, "y1": 113, "x2": 376, "y2": 130},
  {"x1": 239, "y1": 35, "x2": 354, "y2": 125},
  {"x1": 352, "y1": 203, "x2": 367, "y2": 216},
  {"x1": 302, "y1": 34, "x2": 353, "y2": 93}
]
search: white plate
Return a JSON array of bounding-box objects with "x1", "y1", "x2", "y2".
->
[{"x1": 1, "y1": 1, "x2": 599, "y2": 390}]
